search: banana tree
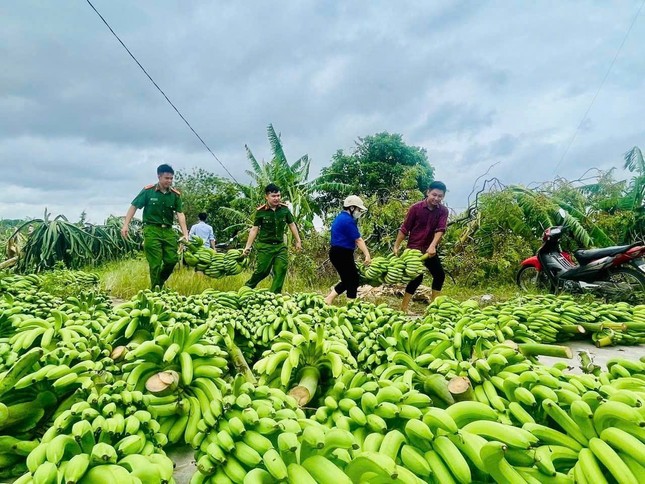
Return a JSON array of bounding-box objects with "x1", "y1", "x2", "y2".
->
[
  {"x1": 622, "y1": 146, "x2": 645, "y2": 240},
  {"x1": 232, "y1": 124, "x2": 347, "y2": 235}
]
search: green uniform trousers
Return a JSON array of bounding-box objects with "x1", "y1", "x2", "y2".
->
[
  {"x1": 143, "y1": 225, "x2": 179, "y2": 290},
  {"x1": 245, "y1": 242, "x2": 289, "y2": 293}
]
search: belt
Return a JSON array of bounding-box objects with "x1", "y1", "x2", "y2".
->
[
  {"x1": 259, "y1": 240, "x2": 283, "y2": 245},
  {"x1": 145, "y1": 223, "x2": 172, "y2": 228}
]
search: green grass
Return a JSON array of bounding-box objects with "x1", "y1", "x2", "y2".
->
[
  {"x1": 94, "y1": 256, "x2": 249, "y2": 299},
  {"x1": 94, "y1": 256, "x2": 527, "y2": 312}
]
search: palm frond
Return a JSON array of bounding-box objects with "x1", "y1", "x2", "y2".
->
[
  {"x1": 218, "y1": 206, "x2": 252, "y2": 221},
  {"x1": 267, "y1": 124, "x2": 287, "y2": 164},
  {"x1": 624, "y1": 146, "x2": 645, "y2": 174},
  {"x1": 245, "y1": 144, "x2": 263, "y2": 176},
  {"x1": 557, "y1": 202, "x2": 614, "y2": 247}
]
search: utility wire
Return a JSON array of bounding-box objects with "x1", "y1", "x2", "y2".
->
[
  {"x1": 85, "y1": 0, "x2": 240, "y2": 184},
  {"x1": 553, "y1": 0, "x2": 645, "y2": 175}
]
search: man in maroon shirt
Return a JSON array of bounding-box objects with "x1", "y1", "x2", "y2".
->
[{"x1": 393, "y1": 181, "x2": 448, "y2": 312}]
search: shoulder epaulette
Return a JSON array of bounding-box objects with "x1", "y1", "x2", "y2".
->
[
  {"x1": 256, "y1": 204, "x2": 267, "y2": 210},
  {"x1": 143, "y1": 184, "x2": 155, "y2": 190},
  {"x1": 170, "y1": 187, "x2": 181, "y2": 195},
  {"x1": 279, "y1": 202, "x2": 289, "y2": 207}
]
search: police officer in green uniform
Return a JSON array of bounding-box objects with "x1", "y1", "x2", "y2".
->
[
  {"x1": 121, "y1": 164, "x2": 189, "y2": 290},
  {"x1": 243, "y1": 183, "x2": 302, "y2": 293}
]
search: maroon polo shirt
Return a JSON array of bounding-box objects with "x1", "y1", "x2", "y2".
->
[{"x1": 400, "y1": 200, "x2": 449, "y2": 253}]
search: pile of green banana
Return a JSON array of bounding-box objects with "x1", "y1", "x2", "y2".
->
[
  {"x1": 239, "y1": 289, "x2": 320, "y2": 346},
  {"x1": 340, "y1": 301, "x2": 408, "y2": 369},
  {"x1": 201, "y1": 289, "x2": 241, "y2": 310},
  {"x1": 192, "y1": 379, "x2": 309, "y2": 482},
  {"x1": 183, "y1": 237, "x2": 249, "y2": 278},
  {"x1": 200, "y1": 306, "x2": 255, "y2": 364},
  {"x1": 192, "y1": 377, "x2": 431, "y2": 484},
  {"x1": 101, "y1": 294, "x2": 175, "y2": 346},
  {"x1": 0, "y1": 286, "x2": 63, "y2": 319},
  {"x1": 359, "y1": 249, "x2": 427, "y2": 286},
  {"x1": 58, "y1": 292, "x2": 112, "y2": 320},
  {"x1": 496, "y1": 295, "x2": 645, "y2": 346},
  {"x1": 589, "y1": 302, "x2": 645, "y2": 346},
  {"x1": 4, "y1": 268, "x2": 645, "y2": 483},
  {"x1": 291, "y1": 292, "x2": 328, "y2": 313},
  {"x1": 425, "y1": 293, "x2": 645, "y2": 348},
  {"x1": 312, "y1": 369, "x2": 434, "y2": 432},
  {"x1": 9, "y1": 310, "x2": 103, "y2": 353},
  {"x1": 0, "y1": 272, "x2": 41, "y2": 293}
]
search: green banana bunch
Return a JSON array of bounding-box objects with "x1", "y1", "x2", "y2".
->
[
  {"x1": 312, "y1": 369, "x2": 434, "y2": 438},
  {"x1": 254, "y1": 323, "x2": 357, "y2": 406},
  {"x1": 359, "y1": 249, "x2": 427, "y2": 286},
  {"x1": 0, "y1": 307, "x2": 30, "y2": 340},
  {"x1": 100, "y1": 293, "x2": 173, "y2": 345},
  {"x1": 0, "y1": 273, "x2": 41, "y2": 293},
  {"x1": 292, "y1": 292, "x2": 328, "y2": 313},
  {"x1": 497, "y1": 294, "x2": 642, "y2": 345},
  {"x1": 238, "y1": 290, "x2": 316, "y2": 348},
  {"x1": 201, "y1": 289, "x2": 242, "y2": 310},
  {"x1": 184, "y1": 242, "x2": 250, "y2": 279},
  {"x1": 192, "y1": 381, "x2": 307, "y2": 481},
  {"x1": 192, "y1": 380, "x2": 406, "y2": 484},
  {"x1": 199, "y1": 294, "x2": 255, "y2": 358},
  {"x1": 344, "y1": 300, "x2": 407, "y2": 370},
  {"x1": 120, "y1": 321, "x2": 234, "y2": 446},
  {"x1": 124, "y1": 323, "x2": 229, "y2": 388},
  {"x1": 8, "y1": 309, "x2": 101, "y2": 353},
  {"x1": 13, "y1": 381, "x2": 171, "y2": 483}
]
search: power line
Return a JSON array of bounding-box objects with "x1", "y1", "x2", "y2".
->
[
  {"x1": 84, "y1": 0, "x2": 240, "y2": 184},
  {"x1": 553, "y1": 0, "x2": 645, "y2": 174}
]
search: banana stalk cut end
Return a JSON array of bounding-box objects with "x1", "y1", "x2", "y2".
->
[
  {"x1": 288, "y1": 385, "x2": 312, "y2": 407},
  {"x1": 448, "y1": 376, "x2": 474, "y2": 402},
  {"x1": 145, "y1": 371, "x2": 179, "y2": 396},
  {"x1": 110, "y1": 346, "x2": 127, "y2": 362}
]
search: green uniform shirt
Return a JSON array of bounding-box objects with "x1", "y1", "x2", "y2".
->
[
  {"x1": 131, "y1": 185, "x2": 183, "y2": 226},
  {"x1": 253, "y1": 204, "x2": 294, "y2": 244}
]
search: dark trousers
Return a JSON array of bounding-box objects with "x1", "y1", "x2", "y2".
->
[
  {"x1": 405, "y1": 255, "x2": 445, "y2": 294},
  {"x1": 329, "y1": 246, "x2": 360, "y2": 299}
]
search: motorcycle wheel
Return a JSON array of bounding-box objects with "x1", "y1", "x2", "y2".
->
[
  {"x1": 516, "y1": 266, "x2": 549, "y2": 292},
  {"x1": 605, "y1": 266, "x2": 645, "y2": 303}
]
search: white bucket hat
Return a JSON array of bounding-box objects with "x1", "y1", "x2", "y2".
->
[{"x1": 343, "y1": 195, "x2": 367, "y2": 211}]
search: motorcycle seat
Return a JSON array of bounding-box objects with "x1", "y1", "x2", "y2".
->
[{"x1": 574, "y1": 244, "x2": 637, "y2": 264}]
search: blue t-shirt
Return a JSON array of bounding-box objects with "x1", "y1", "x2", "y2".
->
[{"x1": 330, "y1": 211, "x2": 361, "y2": 250}]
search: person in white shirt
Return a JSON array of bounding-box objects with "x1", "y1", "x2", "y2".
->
[{"x1": 189, "y1": 212, "x2": 216, "y2": 249}]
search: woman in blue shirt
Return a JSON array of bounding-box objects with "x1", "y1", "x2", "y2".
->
[{"x1": 324, "y1": 196, "x2": 372, "y2": 305}]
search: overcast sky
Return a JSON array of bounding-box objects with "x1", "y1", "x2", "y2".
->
[{"x1": 2, "y1": 1, "x2": 644, "y2": 224}]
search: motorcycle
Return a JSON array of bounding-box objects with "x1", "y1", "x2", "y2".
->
[
  {"x1": 214, "y1": 235, "x2": 238, "y2": 253},
  {"x1": 517, "y1": 225, "x2": 645, "y2": 302}
]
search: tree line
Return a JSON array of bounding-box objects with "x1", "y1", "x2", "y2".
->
[{"x1": 3, "y1": 122, "x2": 643, "y2": 286}]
